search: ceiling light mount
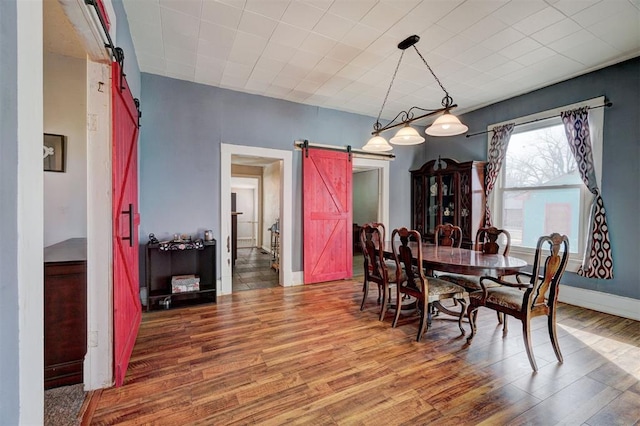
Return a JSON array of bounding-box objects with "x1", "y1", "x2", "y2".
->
[{"x1": 362, "y1": 35, "x2": 468, "y2": 152}]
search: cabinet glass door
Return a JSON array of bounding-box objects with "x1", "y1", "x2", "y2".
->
[
  {"x1": 426, "y1": 175, "x2": 438, "y2": 237},
  {"x1": 459, "y1": 171, "x2": 471, "y2": 240},
  {"x1": 441, "y1": 173, "x2": 456, "y2": 226}
]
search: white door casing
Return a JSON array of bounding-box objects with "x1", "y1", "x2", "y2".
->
[{"x1": 221, "y1": 144, "x2": 293, "y2": 294}]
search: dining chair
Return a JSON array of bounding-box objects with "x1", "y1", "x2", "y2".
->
[
  {"x1": 430, "y1": 222, "x2": 463, "y2": 281},
  {"x1": 390, "y1": 227, "x2": 467, "y2": 341},
  {"x1": 434, "y1": 223, "x2": 462, "y2": 248},
  {"x1": 359, "y1": 223, "x2": 397, "y2": 321},
  {"x1": 466, "y1": 233, "x2": 570, "y2": 371},
  {"x1": 438, "y1": 226, "x2": 511, "y2": 287},
  {"x1": 437, "y1": 226, "x2": 512, "y2": 322}
]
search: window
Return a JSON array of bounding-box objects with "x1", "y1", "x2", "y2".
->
[{"x1": 489, "y1": 97, "x2": 604, "y2": 268}]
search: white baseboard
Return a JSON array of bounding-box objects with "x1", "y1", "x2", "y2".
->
[{"x1": 559, "y1": 285, "x2": 640, "y2": 321}]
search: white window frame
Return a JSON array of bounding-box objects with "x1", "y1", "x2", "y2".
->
[{"x1": 488, "y1": 96, "x2": 604, "y2": 270}]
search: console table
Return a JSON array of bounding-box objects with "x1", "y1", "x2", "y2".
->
[{"x1": 145, "y1": 239, "x2": 216, "y2": 311}]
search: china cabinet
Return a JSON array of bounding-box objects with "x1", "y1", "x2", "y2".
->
[{"x1": 411, "y1": 158, "x2": 486, "y2": 248}]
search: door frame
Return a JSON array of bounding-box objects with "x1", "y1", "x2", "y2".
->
[{"x1": 221, "y1": 144, "x2": 293, "y2": 294}]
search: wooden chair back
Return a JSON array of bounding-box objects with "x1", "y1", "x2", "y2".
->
[
  {"x1": 359, "y1": 222, "x2": 389, "y2": 283},
  {"x1": 524, "y1": 233, "x2": 570, "y2": 314},
  {"x1": 391, "y1": 227, "x2": 425, "y2": 295},
  {"x1": 434, "y1": 223, "x2": 462, "y2": 248},
  {"x1": 475, "y1": 226, "x2": 511, "y2": 256}
]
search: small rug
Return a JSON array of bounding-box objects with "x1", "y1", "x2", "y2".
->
[{"x1": 44, "y1": 384, "x2": 85, "y2": 426}]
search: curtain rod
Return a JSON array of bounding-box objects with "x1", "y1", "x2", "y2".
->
[
  {"x1": 294, "y1": 140, "x2": 396, "y2": 160},
  {"x1": 465, "y1": 102, "x2": 613, "y2": 138}
]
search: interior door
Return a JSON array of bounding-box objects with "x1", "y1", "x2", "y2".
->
[
  {"x1": 303, "y1": 147, "x2": 352, "y2": 284},
  {"x1": 112, "y1": 61, "x2": 141, "y2": 387}
]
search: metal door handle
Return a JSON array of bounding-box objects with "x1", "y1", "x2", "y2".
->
[{"x1": 121, "y1": 203, "x2": 133, "y2": 247}]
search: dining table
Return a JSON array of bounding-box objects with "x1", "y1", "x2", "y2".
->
[
  {"x1": 382, "y1": 241, "x2": 528, "y2": 277},
  {"x1": 382, "y1": 240, "x2": 528, "y2": 318}
]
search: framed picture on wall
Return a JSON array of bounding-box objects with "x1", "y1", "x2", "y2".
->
[{"x1": 43, "y1": 133, "x2": 66, "y2": 172}]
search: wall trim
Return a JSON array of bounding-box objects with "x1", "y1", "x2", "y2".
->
[
  {"x1": 221, "y1": 144, "x2": 293, "y2": 294},
  {"x1": 559, "y1": 285, "x2": 640, "y2": 321}
]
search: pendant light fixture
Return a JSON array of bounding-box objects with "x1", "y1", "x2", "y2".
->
[{"x1": 362, "y1": 35, "x2": 467, "y2": 152}]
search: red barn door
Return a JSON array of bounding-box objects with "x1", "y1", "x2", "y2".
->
[
  {"x1": 112, "y1": 62, "x2": 141, "y2": 386},
  {"x1": 303, "y1": 147, "x2": 353, "y2": 284}
]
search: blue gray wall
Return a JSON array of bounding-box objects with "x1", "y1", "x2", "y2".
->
[
  {"x1": 113, "y1": 0, "x2": 140, "y2": 100},
  {"x1": 138, "y1": 74, "x2": 421, "y2": 274},
  {"x1": 420, "y1": 57, "x2": 640, "y2": 300},
  {"x1": 135, "y1": 23, "x2": 638, "y2": 300},
  {"x1": 0, "y1": 0, "x2": 20, "y2": 422}
]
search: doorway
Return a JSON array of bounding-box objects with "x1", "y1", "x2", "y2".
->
[
  {"x1": 231, "y1": 173, "x2": 279, "y2": 291},
  {"x1": 220, "y1": 144, "x2": 293, "y2": 295},
  {"x1": 351, "y1": 157, "x2": 390, "y2": 277}
]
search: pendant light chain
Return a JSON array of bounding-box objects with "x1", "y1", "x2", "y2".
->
[
  {"x1": 374, "y1": 50, "x2": 405, "y2": 131},
  {"x1": 412, "y1": 46, "x2": 453, "y2": 108}
]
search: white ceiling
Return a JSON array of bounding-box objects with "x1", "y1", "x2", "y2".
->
[
  {"x1": 120, "y1": 0, "x2": 640, "y2": 122},
  {"x1": 44, "y1": 0, "x2": 87, "y2": 59}
]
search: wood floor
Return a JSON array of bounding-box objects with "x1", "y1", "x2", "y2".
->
[{"x1": 90, "y1": 279, "x2": 640, "y2": 425}]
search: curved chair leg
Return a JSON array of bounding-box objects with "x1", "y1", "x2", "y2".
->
[
  {"x1": 548, "y1": 311, "x2": 563, "y2": 363},
  {"x1": 456, "y1": 298, "x2": 466, "y2": 335},
  {"x1": 416, "y1": 302, "x2": 428, "y2": 342},
  {"x1": 522, "y1": 317, "x2": 538, "y2": 371},
  {"x1": 360, "y1": 278, "x2": 368, "y2": 311},
  {"x1": 392, "y1": 287, "x2": 402, "y2": 328},
  {"x1": 496, "y1": 311, "x2": 503, "y2": 324},
  {"x1": 466, "y1": 306, "x2": 478, "y2": 343},
  {"x1": 502, "y1": 314, "x2": 508, "y2": 335},
  {"x1": 378, "y1": 284, "x2": 388, "y2": 321}
]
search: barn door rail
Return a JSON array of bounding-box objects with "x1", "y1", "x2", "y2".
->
[
  {"x1": 84, "y1": 0, "x2": 142, "y2": 127},
  {"x1": 294, "y1": 140, "x2": 396, "y2": 160}
]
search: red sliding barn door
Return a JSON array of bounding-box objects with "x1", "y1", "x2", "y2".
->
[
  {"x1": 112, "y1": 62, "x2": 141, "y2": 386},
  {"x1": 303, "y1": 147, "x2": 353, "y2": 284}
]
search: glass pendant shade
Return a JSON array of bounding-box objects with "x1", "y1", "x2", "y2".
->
[
  {"x1": 425, "y1": 112, "x2": 468, "y2": 136},
  {"x1": 389, "y1": 125, "x2": 425, "y2": 145},
  {"x1": 362, "y1": 135, "x2": 393, "y2": 152}
]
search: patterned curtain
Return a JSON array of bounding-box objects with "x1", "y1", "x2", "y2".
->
[
  {"x1": 485, "y1": 123, "x2": 515, "y2": 225},
  {"x1": 561, "y1": 107, "x2": 614, "y2": 279}
]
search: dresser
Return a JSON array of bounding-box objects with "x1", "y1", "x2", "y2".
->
[{"x1": 44, "y1": 238, "x2": 87, "y2": 389}]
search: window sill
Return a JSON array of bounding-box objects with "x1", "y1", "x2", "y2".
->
[{"x1": 508, "y1": 247, "x2": 582, "y2": 274}]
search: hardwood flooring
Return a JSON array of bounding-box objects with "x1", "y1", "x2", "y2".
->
[{"x1": 90, "y1": 280, "x2": 640, "y2": 425}]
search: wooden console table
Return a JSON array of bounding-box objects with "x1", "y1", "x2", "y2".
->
[{"x1": 146, "y1": 239, "x2": 216, "y2": 311}]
